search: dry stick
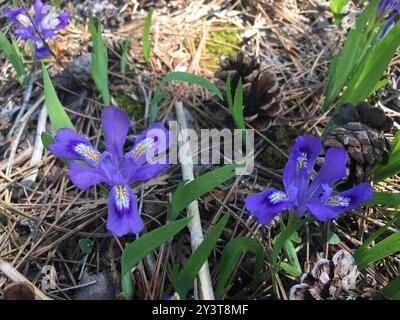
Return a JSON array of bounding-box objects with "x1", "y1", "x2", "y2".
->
[
  {"x1": 175, "y1": 100, "x2": 214, "y2": 300},
  {"x1": 7, "y1": 72, "x2": 35, "y2": 137},
  {"x1": 21, "y1": 103, "x2": 47, "y2": 187},
  {"x1": 0, "y1": 258, "x2": 51, "y2": 300}
]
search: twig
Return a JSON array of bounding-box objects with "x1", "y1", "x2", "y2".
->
[
  {"x1": 21, "y1": 103, "x2": 48, "y2": 187},
  {"x1": 0, "y1": 258, "x2": 51, "y2": 300},
  {"x1": 7, "y1": 72, "x2": 35, "y2": 137},
  {"x1": 175, "y1": 100, "x2": 214, "y2": 300}
]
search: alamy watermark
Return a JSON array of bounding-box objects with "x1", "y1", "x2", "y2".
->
[{"x1": 143, "y1": 121, "x2": 255, "y2": 175}]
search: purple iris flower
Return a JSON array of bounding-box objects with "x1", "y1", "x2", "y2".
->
[
  {"x1": 3, "y1": 0, "x2": 69, "y2": 59},
  {"x1": 245, "y1": 135, "x2": 373, "y2": 224},
  {"x1": 377, "y1": 0, "x2": 399, "y2": 18},
  {"x1": 48, "y1": 107, "x2": 170, "y2": 237}
]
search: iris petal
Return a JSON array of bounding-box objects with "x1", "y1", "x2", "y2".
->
[
  {"x1": 245, "y1": 188, "x2": 293, "y2": 224},
  {"x1": 126, "y1": 123, "x2": 170, "y2": 166},
  {"x1": 49, "y1": 128, "x2": 100, "y2": 166},
  {"x1": 308, "y1": 147, "x2": 348, "y2": 197},
  {"x1": 107, "y1": 185, "x2": 144, "y2": 236},
  {"x1": 101, "y1": 107, "x2": 130, "y2": 161},
  {"x1": 67, "y1": 162, "x2": 109, "y2": 189}
]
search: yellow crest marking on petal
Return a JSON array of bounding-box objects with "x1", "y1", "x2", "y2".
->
[
  {"x1": 115, "y1": 185, "x2": 129, "y2": 210},
  {"x1": 133, "y1": 138, "x2": 154, "y2": 158},
  {"x1": 296, "y1": 152, "x2": 308, "y2": 171},
  {"x1": 75, "y1": 143, "x2": 100, "y2": 163},
  {"x1": 325, "y1": 196, "x2": 350, "y2": 207}
]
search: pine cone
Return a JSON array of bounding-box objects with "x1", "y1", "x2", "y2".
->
[
  {"x1": 323, "y1": 102, "x2": 393, "y2": 186},
  {"x1": 54, "y1": 53, "x2": 92, "y2": 91},
  {"x1": 289, "y1": 250, "x2": 376, "y2": 300},
  {"x1": 215, "y1": 53, "x2": 283, "y2": 132},
  {"x1": 76, "y1": 0, "x2": 123, "y2": 29}
]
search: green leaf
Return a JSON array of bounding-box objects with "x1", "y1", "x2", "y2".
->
[
  {"x1": 42, "y1": 63, "x2": 74, "y2": 133},
  {"x1": 379, "y1": 276, "x2": 400, "y2": 300},
  {"x1": 354, "y1": 214, "x2": 400, "y2": 270},
  {"x1": 170, "y1": 162, "x2": 244, "y2": 220},
  {"x1": 120, "y1": 40, "x2": 131, "y2": 75},
  {"x1": 328, "y1": 231, "x2": 341, "y2": 245},
  {"x1": 215, "y1": 237, "x2": 264, "y2": 299},
  {"x1": 0, "y1": 32, "x2": 26, "y2": 86},
  {"x1": 323, "y1": 0, "x2": 379, "y2": 110},
  {"x1": 339, "y1": 21, "x2": 400, "y2": 105},
  {"x1": 366, "y1": 191, "x2": 400, "y2": 208},
  {"x1": 149, "y1": 88, "x2": 169, "y2": 123},
  {"x1": 330, "y1": 0, "x2": 348, "y2": 24},
  {"x1": 89, "y1": 18, "x2": 110, "y2": 105},
  {"x1": 369, "y1": 78, "x2": 388, "y2": 96},
  {"x1": 121, "y1": 217, "x2": 192, "y2": 296},
  {"x1": 142, "y1": 9, "x2": 153, "y2": 65},
  {"x1": 174, "y1": 214, "x2": 229, "y2": 299},
  {"x1": 41, "y1": 132, "x2": 54, "y2": 149},
  {"x1": 162, "y1": 72, "x2": 223, "y2": 100},
  {"x1": 375, "y1": 130, "x2": 400, "y2": 181},
  {"x1": 271, "y1": 217, "x2": 314, "y2": 296},
  {"x1": 79, "y1": 239, "x2": 93, "y2": 254},
  {"x1": 233, "y1": 78, "x2": 245, "y2": 131}
]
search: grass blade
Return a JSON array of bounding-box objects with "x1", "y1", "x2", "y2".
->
[
  {"x1": 170, "y1": 162, "x2": 244, "y2": 220},
  {"x1": 89, "y1": 18, "x2": 110, "y2": 105},
  {"x1": 42, "y1": 63, "x2": 74, "y2": 133},
  {"x1": 142, "y1": 9, "x2": 153, "y2": 64},
  {"x1": 162, "y1": 72, "x2": 223, "y2": 100},
  {"x1": 215, "y1": 237, "x2": 264, "y2": 299},
  {"x1": 121, "y1": 217, "x2": 192, "y2": 298},
  {"x1": 174, "y1": 214, "x2": 229, "y2": 299}
]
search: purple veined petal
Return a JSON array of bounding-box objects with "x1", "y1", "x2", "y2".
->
[
  {"x1": 283, "y1": 135, "x2": 322, "y2": 191},
  {"x1": 3, "y1": 7, "x2": 32, "y2": 27},
  {"x1": 305, "y1": 200, "x2": 339, "y2": 221},
  {"x1": 128, "y1": 159, "x2": 169, "y2": 184},
  {"x1": 308, "y1": 147, "x2": 348, "y2": 197},
  {"x1": 126, "y1": 123, "x2": 170, "y2": 166},
  {"x1": 323, "y1": 182, "x2": 373, "y2": 213},
  {"x1": 380, "y1": 13, "x2": 397, "y2": 39},
  {"x1": 49, "y1": 128, "x2": 101, "y2": 167},
  {"x1": 106, "y1": 185, "x2": 144, "y2": 237},
  {"x1": 305, "y1": 182, "x2": 373, "y2": 221},
  {"x1": 377, "y1": 0, "x2": 394, "y2": 18},
  {"x1": 245, "y1": 188, "x2": 293, "y2": 224},
  {"x1": 54, "y1": 10, "x2": 69, "y2": 29},
  {"x1": 67, "y1": 162, "x2": 110, "y2": 189},
  {"x1": 99, "y1": 151, "x2": 120, "y2": 182},
  {"x1": 14, "y1": 26, "x2": 36, "y2": 40},
  {"x1": 33, "y1": 40, "x2": 51, "y2": 59},
  {"x1": 101, "y1": 107, "x2": 130, "y2": 162},
  {"x1": 34, "y1": 0, "x2": 45, "y2": 16}
]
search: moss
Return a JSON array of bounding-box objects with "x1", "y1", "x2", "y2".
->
[
  {"x1": 112, "y1": 91, "x2": 143, "y2": 121},
  {"x1": 195, "y1": 24, "x2": 242, "y2": 70},
  {"x1": 261, "y1": 126, "x2": 303, "y2": 169}
]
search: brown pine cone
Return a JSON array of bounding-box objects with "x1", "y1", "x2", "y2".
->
[
  {"x1": 214, "y1": 53, "x2": 283, "y2": 132},
  {"x1": 76, "y1": 0, "x2": 123, "y2": 30},
  {"x1": 323, "y1": 102, "x2": 393, "y2": 186},
  {"x1": 289, "y1": 250, "x2": 376, "y2": 300}
]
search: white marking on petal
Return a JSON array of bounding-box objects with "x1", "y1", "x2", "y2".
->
[
  {"x1": 296, "y1": 152, "x2": 308, "y2": 171},
  {"x1": 17, "y1": 13, "x2": 31, "y2": 27},
  {"x1": 42, "y1": 11, "x2": 59, "y2": 29},
  {"x1": 132, "y1": 138, "x2": 155, "y2": 159},
  {"x1": 325, "y1": 196, "x2": 350, "y2": 208},
  {"x1": 269, "y1": 191, "x2": 288, "y2": 204},
  {"x1": 74, "y1": 143, "x2": 100, "y2": 163},
  {"x1": 115, "y1": 185, "x2": 129, "y2": 210}
]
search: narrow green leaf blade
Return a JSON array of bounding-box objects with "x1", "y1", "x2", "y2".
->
[
  {"x1": 215, "y1": 237, "x2": 264, "y2": 299},
  {"x1": 149, "y1": 88, "x2": 169, "y2": 123},
  {"x1": 162, "y1": 72, "x2": 223, "y2": 100},
  {"x1": 142, "y1": 9, "x2": 153, "y2": 64},
  {"x1": 379, "y1": 276, "x2": 400, "y2": 300},
  {"x1": 171, "y1": 162, "x2": 244, "y2": 220},
  {"x1": 175, "y1": 214, "x2": 229, "y2": 299},
  {"x1": 121, "y1": 217, "x2": 192, "y2": 294},
  {"x1": 42, "y1": 63, "x2": 74, "y2": 133}
]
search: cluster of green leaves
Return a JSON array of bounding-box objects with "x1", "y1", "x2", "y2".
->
[
  {"x1": 324, "y1": 0, "x2": 400, "y2": 110},
  {"x1": 0, "y1": 31, "x2": 26, "y2": 86}
]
